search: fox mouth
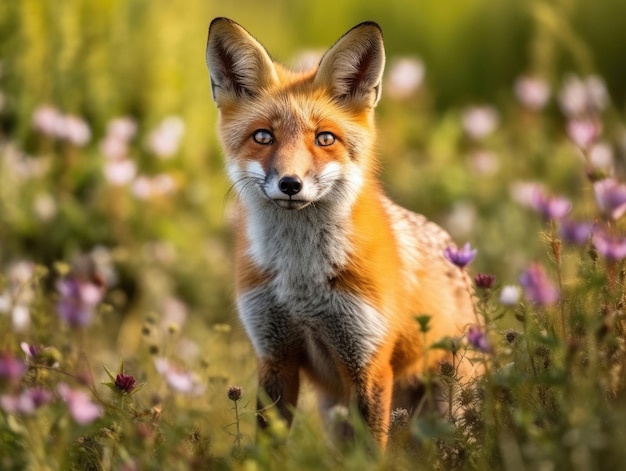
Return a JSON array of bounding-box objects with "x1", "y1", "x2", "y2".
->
[{"x1": 272, "y1": 198, "x2": 312, "y2": 210}]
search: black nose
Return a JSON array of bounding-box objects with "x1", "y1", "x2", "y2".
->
[{"x1": 278, "y1": 175, "x2": 302, "y2": 196}]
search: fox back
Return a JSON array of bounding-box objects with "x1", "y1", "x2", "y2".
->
[{"x1": 206, "y1": 17, "x2": 478, "y2": 448}]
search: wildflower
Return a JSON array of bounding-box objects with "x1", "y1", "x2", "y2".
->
[
  {"x1": 147, "y1": 116, "x2": 185, "y2": 159},
  {"x1": 469, "y1": 150, "x2": 500, "y2": 176},
  {"x1": 466, "y1": 325, "x2": 491, "y2": 353},
  {"x1": 0, "y1": 352, "x2": 27, "y2": 384},
  {"x1": 107, "y1": 117, "x2": 137, "y2": 142},
  {"x1": 529, "y1": 190, "x2": 571, "y2": 221},
  {"x1": 444, "y1": 243, "x2": 477, "y2": 268},
  {"x1": 385, "y1": 57, "x2": 425, "y2": 100},
  {"x1": 566, "y1": 118, "x2": 601, "y2": 150},
  {"x1": 593, "y1": 230, "x2": 626, "y2": 262},
  {"x1": 131, "y1": 174, "x2": 176, "y2": 199},
  {"x1": 461, "y1": 105, "x2": 499, "y2": 139},
  {"x1": 57, "y1": 383, "x2": 102, "y2": 425},
  {"x1": 514, "y1": 75, "x2": 550, "y2": 110},
  {"x1": 114, "y1": 374, "x2": 137, "y2": 394},
  {"x1": 153, "y1": 358, "x2": 205, "y2": 395},
  {"x1": 0, "y1": 388, "x2": 52, "y2": 415},
  {"x1": 510, "y1": 181, "x2": 545, "y2": 208},
  {"x1": 594, "y1": 178, "x2": 626, "y2": 219},
  {"x1": 558, "y1": 74, "x2": 609, "y2": 117},
  {"x1": 474, "y1": 273, "x2": 495, "y2": 289},
  {"x1": 499, "y1": 285, "x2": 521, "y2": 306},
  {"x1": 559, "y1": 220, "x2": 594, "y2": 245},
  {"x1": 518, "y1": 263, "x2": 559, "y2": 306},
  {"x1": 503, "y1": 329, "x2": 519, "y2": 345},
  {"x1": 227, "y1": 385, "x2": 243, "y2": 402},
  {"x1": 104, "y1": 159, "x2": 137, "y2": 185},
  {"x1": 32, "y1": 105, "x2": 65, "y2": 137},
  {"x1": 62, "y1": 115, "x2": 91, "y2": 146},
  {"x1": 445, "y1": 202, "x2": 477, "y2": 238},
  {"x1": 33, "y1": 193, "x2": 57, "y2": 221},
  {"x1": 56, "y1": 276, "x2": 105, "y2": 327}
]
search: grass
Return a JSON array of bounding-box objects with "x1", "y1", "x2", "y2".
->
[{"x1": 1, "y1": 1, "x2": 626, "y2": 469}]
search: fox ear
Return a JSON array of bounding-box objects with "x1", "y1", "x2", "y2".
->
[
  {"x1": 206, "y1": 18, "x2": 278, "y2": 106},
  {"x1": 315, "y1": 22, "x2": 385, "y2": 109}
]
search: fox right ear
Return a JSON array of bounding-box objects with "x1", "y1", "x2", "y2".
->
[{"x1": 206, "y1": 18, "x2": 278, "y2": 107}]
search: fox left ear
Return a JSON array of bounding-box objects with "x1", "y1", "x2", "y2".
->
[
  {"x1": 206, "y1": 17, "x2": 278, "y2": 107},
  {"x1": 315, "y1": 22, "x2": 385, "y2": 109}
]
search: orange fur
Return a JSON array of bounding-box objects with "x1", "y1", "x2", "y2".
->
[{"x1": 206, "y1": 17, "x2": 478, "y2": 449}]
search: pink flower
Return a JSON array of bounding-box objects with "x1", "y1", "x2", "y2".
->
[
  {"x1": 462, "y1": 105, "x2": 499, "y2": 139},
  {"x1": 558, "y1": 74, "x2": 609, "y2": 117},
  {"x1": 147, "y1": 116, "x2": 185, "y2": 159},
  {"x1": 0, "y1": 352, "x2": 27, "y2": 384},
  {"x1": 57, "y1": 384, "x2": 102, "y2": 424},
  {"x1": 519, "y1": 263, "x2": 559, "y2": 306},
  {"x1": 385, "y1": 57, "x2": 425, "y2": 100},
  {"x1": 104, "y1": 159, "x2": 137, "y2": 185},
  {"x1": 514, "y1": 76, "x2": 550, "y2": 110},
  {"x1": 529, "y1": 190, "x2": 571, "y2": 221},
  {"x1": 1, "y1": 388, "x2": 52, "y2": 415},
  {"x1": 154, "y1": 358, "x2": 205, "y2": 395},
  {"x1": 567, "y1": 119, "x2": 601, "y2": 150}
]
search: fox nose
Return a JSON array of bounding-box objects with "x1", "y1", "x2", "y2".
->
[{"x1": 278, "y1": 175, "x2": 302, "y2": 196}]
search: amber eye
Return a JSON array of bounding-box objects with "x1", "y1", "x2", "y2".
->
[
  {"x1": 252, "y1": 129, "x2": 274, "y2": 145},
  {"x1": 315, "y1": 132, "x2": 336, "y2": 146}
]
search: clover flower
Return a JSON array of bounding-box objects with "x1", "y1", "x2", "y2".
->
[
  {"x1": 519, "y1": 263, "x2": 559, "y2": 306},
  {"x1": 443, "y1": 243, "x2": 477, "y2": 268}
]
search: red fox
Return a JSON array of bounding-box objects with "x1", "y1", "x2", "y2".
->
[{"x1": 206, "y1": 17, "x2": 478, "y2": 448}]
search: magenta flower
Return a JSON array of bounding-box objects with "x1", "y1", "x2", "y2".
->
[
  {"x1": 0, "y1": 352, "x2": 27, "y2": 385},
  {"x1": 1, "y1": 388, "x2": 52, "y2": 415},
  {"x1": 593, "y1": 230, "x2": 626, "y2": 261},
  {"x1": 114, "y1": 374, "x2": 137, "y2": 394},
  {"x1": 474, "y1": 273, "x2": 496, "y2": 289},
  {"x1": 56, "y1": 276, "x2": 104, "y2": 327},
  {"x1": 467, "y1": 325, "x2": 491, "y2": 353},
  {"x1": 567, "y1": 119, "x2": 601, "y2": 150},
  {"x1": 593, "y1": 178, "x2": 626, "y2": 220},
  {"x1": 519, "y1": 263, "x2": 559, "y2": 306},
  {"x1": 529, "y1": 190, "x2": 571, "y2": 221},
  {"x1": 559, "y1": 220, "x2": 594, "y2": 245},
  {"x1": 444, "y1": 243, "x2": 477, "y2": 268},
  {"x1": 57, "y1": 383, "x2": 102, "y2": 425}
]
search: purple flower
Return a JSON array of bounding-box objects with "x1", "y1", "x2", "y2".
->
[
  {"x1": 467, "y1": 325, "x2": 491, "y2": 353},
  {"x1": 0, "y1": 352, "x2": 27, "y2": 384},
  {"x1": 559, "y1": 220, "x2": 594, "y2": 245},
  {"x1": 593, "y1": 230, "x2": 626, "y2": 262},
  {"x1": 519, "y1": 263, "x2": 559, "y2": 306},
  {"x1": 56, "y1": 276, "x2": 105, "y2": 327},
  {"x1": 593, "y1": 178, "x2": 626, "y2": 219},
  {"x1": 114, "y1": 374, "x2": 137, "y2": 394},
  {"x1": 529, "y1": 190, "x2": 571, "y2": 221},
  {"x1": 1, "y1": 388, "x2": 52, "y2": 415},
  {"x1": 444, "y1": 243, "x2": 477, "y2": 268},
  {"x1": 57, "y1": 383, "x2": 102, "y2": 425}
]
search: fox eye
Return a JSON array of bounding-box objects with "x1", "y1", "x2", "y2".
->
[
  {"x1": 252, "y1": 129, "x2": 274, "y2": 145},
  {"x1": 315, "y1": 132, "x2": 336, "y2": 147}
]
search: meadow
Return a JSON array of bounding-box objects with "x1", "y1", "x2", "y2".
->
[{"x1": 1, "y1": 0, "x2": 626, "y2": 469}]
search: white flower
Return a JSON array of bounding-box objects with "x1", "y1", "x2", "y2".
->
[
  {"x1": 461, "y1": 105, "x2": 499, "y2": 139},
  {"x1": 386, "y1": 57, "x2": 425, "y2": 100},
  {"x1": 104, "y1": 159, "x2": 137, "y2": 185},
  {"x1": 499, "y1": 285, "x2": 521, "y2": 306},
  {"x1": 147, "y1": 116, "x2": 185, "y2": 159},
  {"x1": 514, "y1": 76, "x2": 550, "y2": 110}
]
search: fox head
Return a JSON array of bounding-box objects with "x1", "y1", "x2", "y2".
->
[{"x1": 206, "y1": 18, "x2": 385, "y2": 211}]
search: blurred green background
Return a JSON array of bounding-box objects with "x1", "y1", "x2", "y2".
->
[{"x1": 0, "y1": 0, "x2": 624, "y2": 348}]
